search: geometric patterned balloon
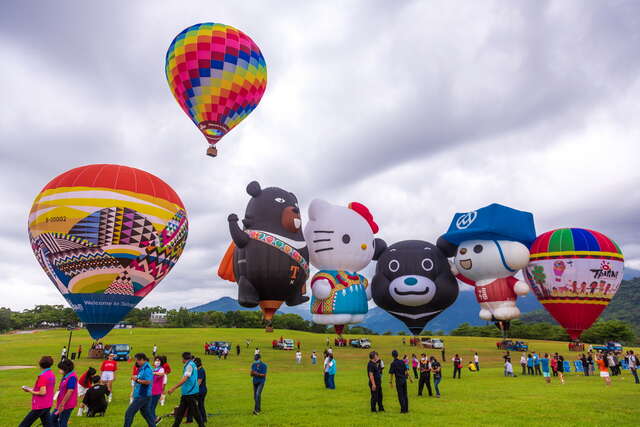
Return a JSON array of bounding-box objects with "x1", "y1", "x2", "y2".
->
[
  {"x1": 28, "y1": 164, "x2": 188, "y2": 339},
  {"x1": 165, "y1": 23, "x2": 267, "y2": 157},
  {"x1": 524, "y1": 228, "x2": 623, "y2": 340}
]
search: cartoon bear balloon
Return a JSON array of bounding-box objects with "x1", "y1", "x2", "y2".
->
[
  {"x1": 371, "y1": 240, "x2": 459, "y2": 335},
  {"x1": 218, "y1": 181, "x2": 309, "y2": 331},
  {"x1": 438, "y1": 204, "x2": 536, "y2": 327},
  {"x1": 305, "y1": 199, "x2": 383, "y2": 335}
]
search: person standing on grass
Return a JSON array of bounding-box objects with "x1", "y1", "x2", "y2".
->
[
  {"x1": 581, "y1": 354, "x2": 589, "y2": 376},
  {"x1": 411, "y1": 354, "x2": 419, "y2": 379},
  {"x1": 168, "y1": 352, "x2": 204, "y2": 427},
  {"x1": 237, "y1": 344, "x2": 241, "y2": 356},
  {"x1": 474, "y1": 352, "x2": 480, "y2": 371},
  {"x1": 541, "y1": 353, "x2": 551, "y2": 383},
  {"x1": 60, "y1": 346, "x2": 67, "y2": 361},
  {"x1": 628, "y1": 350, "x2": 639, "y2": 384},
  {"x1": 596, "y1": 353, "x2": 611, "y2": 386},
  {"x1": 505, "y1": 358, "x2": 514, "y2": 377},
  {"x1": 77, "y1": 345, "x2": 82, "y2": 360},
  {"x1": 99, "y1": 353, "x2": 117, "y2": 402},
  {"x1": 50, "y1": 358, "x2": 78, "y2": 427},
  {"x1": 152, "y1": 344, "x2": 157, "y2": 358},
  {"x1": 557, "y1": 355, "x2": 565, "y2": 384},
  {"x1": 123, "y1": 353, "x2": 154, "y2": 427},
  {"x1": 550, "y1": 355, "x2": 558, "y2": 377},
  {"x1": 326, "y1": 354, "x2": 337, "y2": 389},
  {"x1": 430, "y1": 356, "x2": 442, "y2": 398},
  {"x1": 19, "y1": 356, "x2": 56, "y2": 427},
  {"x1": 527, "y1": 354, "x2": 534, "y2": 375},
  {"x1": 418, "y1": 353, "x2": 432, "y2": 397},
  {"x1": 149, "y1": 356, "x2": 165, "y2": 423},
  {"x1": 367, "y1": 351, "x2": 384, "y2": 412},
  {"x1": 160, "y1": 355, "x2": 171, "y2": 406},
  {"x1": 452, "y1": 354, "x2": 462, "y2": 379},
  {"x1": 250, "y1": 353, "x2": 267, "y2": 415},
  {"x1": 296, "y1": 350, "x2": 303, "y2": 365},
  {"x1": 520, "y1": 353, "x2": 527, "y2": 375},
  {"x1": 187, "y1": 358, "x2": 208, "y2": 424},
  {"x1": 389, "y1": 350, "x2": 410, "y2": 413},
  {"x1": 533, "y1": 352, "x2": 542, "y2": 375},
  {"x1": 311, "y1": 351, "x2": 317, "y2": 365}
]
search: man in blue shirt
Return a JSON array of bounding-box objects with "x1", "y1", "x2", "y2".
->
[
  {"x1": 123, "y1": 353, "x2": 155, "y2": 427},
  {"x1": 168, "y1": 352, "x2": 204, "y2": 426},
  {"x1": 250, "y1": 354, "x2": 267, "y2": 415}
]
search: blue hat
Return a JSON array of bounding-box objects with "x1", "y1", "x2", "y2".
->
[{"x1": 440, "y1": 203, "x2": 536, "y2": 247}]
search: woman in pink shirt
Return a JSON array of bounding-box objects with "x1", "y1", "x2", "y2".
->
[
  {"x1": 50, "y1": 359, "x2": 78, "y2": 427},
  {"x1": 149, "y1": 356, "x2": 166, "y2": 423},
  {"x1": 19, "y1": 356, "x2": 56, "y2": 427}
]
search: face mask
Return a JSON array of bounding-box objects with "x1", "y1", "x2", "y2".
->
[{"x1": 154, "y1": 361, "x2": 161, "y2": 367}]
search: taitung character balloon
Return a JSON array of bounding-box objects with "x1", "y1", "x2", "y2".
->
[{"x1": 165, "y1": 22, "x2": 267, "y2": 157}]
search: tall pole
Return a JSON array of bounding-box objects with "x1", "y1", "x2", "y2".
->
[{"x1": 66, "y1": 328, "x2": 73, "y2": 360}]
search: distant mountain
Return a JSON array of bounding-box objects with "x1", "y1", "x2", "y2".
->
[
  {"x1": 624, "y1": 267, "x2": 640, "y2": 280},
  {"x1": 190, "y1": 289, "x2": 544, "y2": 334}
]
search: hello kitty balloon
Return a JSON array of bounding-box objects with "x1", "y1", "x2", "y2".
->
[{"x1": 305, "y1": 199, "x2": 383, "y2": 335}]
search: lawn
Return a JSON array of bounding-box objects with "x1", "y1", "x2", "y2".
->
[{"x1": 1, "y1": 328, "x2": 638, "y2": 426}]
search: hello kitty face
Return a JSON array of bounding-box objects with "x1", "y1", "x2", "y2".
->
[
  {"x1": 304, "y1": 199, "x2": 376, "y2": 272},
  {"x1": 453, "y1": 239, "x2": 530, "y2": 281}
]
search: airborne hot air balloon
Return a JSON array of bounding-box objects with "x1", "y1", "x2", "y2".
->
[
  {"x1": 524, "y1": 228, "x2": 624, "y2": 340},
  {"x1": 28, "y1": 165, "x2": 188, "y2": 339},
  {"x1": 165, "y1": 23, "x2": 268, "y2": 157}
]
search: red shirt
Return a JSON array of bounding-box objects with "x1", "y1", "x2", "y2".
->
[
  {"x1": 100, "y1": 360, "x2": 118, "y2": 372},
  {"x1": 78, "y1": 372, "x2": 92, "y2": 388},
  {"x1": 162, "y1": 363, "x2": 171, "y2": 374}
]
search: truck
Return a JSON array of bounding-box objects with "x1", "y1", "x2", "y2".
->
[
  {"x1": 420, "y1": 337, "x2": 444, "y2": 349},
  {"x1": 208, "y1": 341, "x2": 232, "y2": 355},
  {"x1": 496, "y1": 340, "x2": 528, "y2": 352},
  {"x1": 104, "y1": 344, "x2": 131, "y2": 361},
  {"x1": 273, "y1": 339, "x2": 295, "y2": 350},
  {"x1": 591, "y1": 342, "x2": 623, "y2": 352},
  {"x1": 350, "y1": 338, "x2": 372, "y2": 349}
]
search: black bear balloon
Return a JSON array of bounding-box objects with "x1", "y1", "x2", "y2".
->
[
  {"x1": 372, "y1": 240, "x2": 459, "y2": 335},
  {"x1": 219, "y1": 181, "x2": 309, "y2": 331}
]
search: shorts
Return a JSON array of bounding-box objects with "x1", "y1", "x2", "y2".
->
[
  {"x1": 600, "y1": 371, "x2": 610, "y2": 378},
  {"x1": 78, "y1": 385, "x2": 87, "y2": 396},
  {"x1": 101, "y1": 371, "x2": 115, "y2": 381},
  {"x1": 543, "y1": 371, "x2": 550, "y2": 378}
]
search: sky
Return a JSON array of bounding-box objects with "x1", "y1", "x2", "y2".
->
[{"x1": 1, "y1": 0, "x2": 640, "y2": 311}]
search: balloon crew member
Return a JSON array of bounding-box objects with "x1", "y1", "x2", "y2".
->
[
  {"x1": 18, "y1": 356, "x2": 56, "y2": 427},
  {"x1": 168, "y1": 352, "x2": 204, "y2": 426},
  {"x1": 123, "y1": 353, "x2": 154, "y2": 427},
  {"x1": 186, "y1": 358, "x2": 207, "y2": 423},
  {"x1": 418, "y1": 354, "x2": 432, "y2": 397},
  {"x1": 250, "y1": 353, "x2": 268, "y2": 415},
  {"x1": 431, "y1": 356, "x2": 442, "y2": 397},
  {"x1": 82, "y1": 375, "x2": 110, "y2": 417},
  {"x1": 367, "y1": 351, "x2": 384, "y2": 412},
  {"x1": 389, "y1": 350, "x2": 410, "y2": 413},
  {"x1": 51, "y1": 358, "x2": 78, "y2": 427}
]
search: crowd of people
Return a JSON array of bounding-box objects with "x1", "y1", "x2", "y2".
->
[{"x1": 18, "y1": 339, "x2": 639, "y2": 425}]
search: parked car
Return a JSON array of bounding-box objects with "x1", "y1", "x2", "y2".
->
[
  {"x1": 104, "y1": 344, "x2": 131, "y2": 361},
  {"x1": 420, "y1": 338, "x2": 444, "y2": 349},
  {"x1": 592, "y1": 342, "x2": 623, "y2": 352},
  {"x1": 208, "y1": 341, "x2": 231, "y2": 355},
  {"x1": 496, "y1": 340, "x2": 528, "y2": 351},
  {"x1": 276, "y1": 339, "x2": 295, "y2": 350},
  {"x1": 350, "y1": 338, "x2": 372, "y2": 349}
]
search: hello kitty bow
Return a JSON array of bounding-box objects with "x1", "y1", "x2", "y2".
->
[{"x1": 246, "y1": 230, "x2": 310, "y2": 276}]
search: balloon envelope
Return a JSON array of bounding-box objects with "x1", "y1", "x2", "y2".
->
[
  {"x1": 28, "y1": 164, "x2": 188, "y2": 339},
  {"x1": 524, "y1": 228, "x2": 623, "y2": 340},
  {"x1": 165, "y1": 23, "x2": 267, "y2": 155}
]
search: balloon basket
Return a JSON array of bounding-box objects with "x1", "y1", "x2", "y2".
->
[{"x1": 206, "y1": 146, "x2": 218, "y2": 157}]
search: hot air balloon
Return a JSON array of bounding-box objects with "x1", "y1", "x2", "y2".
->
[
  {"x1": 371, "y1": 240, "x2": 459, "y2": 335},
  {"x1": 165, "y1": 22, "x2": 267, "y2": 157},
  {"x1": 218, "y1": 181, "x2": 308, "y2": 331},
  {"x1": 28, "y1": 165, "x2": 188, "y2": 339},
  {"x1": 524, "y1": 228, "x2": 624, "y2": 341}
]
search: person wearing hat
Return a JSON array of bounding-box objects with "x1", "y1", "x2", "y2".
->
[
  {"x1": 388, "y1": 350, "x2": 410, "y2": 413},
  {"x1": 438, "y1": 204, "x2": 536, "y2": 322},
  {"x1": 250, "y1": 353, "x2": 267, "y2": 415}
]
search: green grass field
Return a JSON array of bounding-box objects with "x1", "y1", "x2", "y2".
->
[{"x1": 1, "y1": 328, "x2": 638, "y2": 426}]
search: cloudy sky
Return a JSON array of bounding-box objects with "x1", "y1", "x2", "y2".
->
[{"x1": 2, "y1": 1, "x2": 640, "y2": 311}]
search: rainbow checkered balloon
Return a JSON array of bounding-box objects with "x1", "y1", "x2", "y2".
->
[{"x1": 165, "y1": 23, "x2": 267, "y2": 156}]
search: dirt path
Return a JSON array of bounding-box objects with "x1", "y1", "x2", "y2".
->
[{"x1": 0, "y1": 365, "x2": 35, "y2": 370}]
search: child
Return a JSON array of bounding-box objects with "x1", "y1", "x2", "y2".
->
[{"x1": 505, "y1": 359, "x2": 514, "y2": 377}]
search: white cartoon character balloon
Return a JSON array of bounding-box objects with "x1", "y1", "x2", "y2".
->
[
  {"x1": 437, "y1": 204, "x2": 536, "y2": 325},
  {"x1": 305, "y1": 199, "x2": 383, "y2": 335}
]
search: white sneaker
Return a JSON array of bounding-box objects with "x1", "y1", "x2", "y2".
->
[{"x1": 77, "y1": 408, "x2": 83, "y2": 416}]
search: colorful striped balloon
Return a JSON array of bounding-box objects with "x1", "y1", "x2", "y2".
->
[
  {"x1": 524, "y1": 228, "x2": 623, "y2": 340},
  {"x1": 165, "y1": 23, "x2": 267, "y2": 157},
  {"x1": 28, "y1": 165, "x2": 189, "y2": 339}
]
